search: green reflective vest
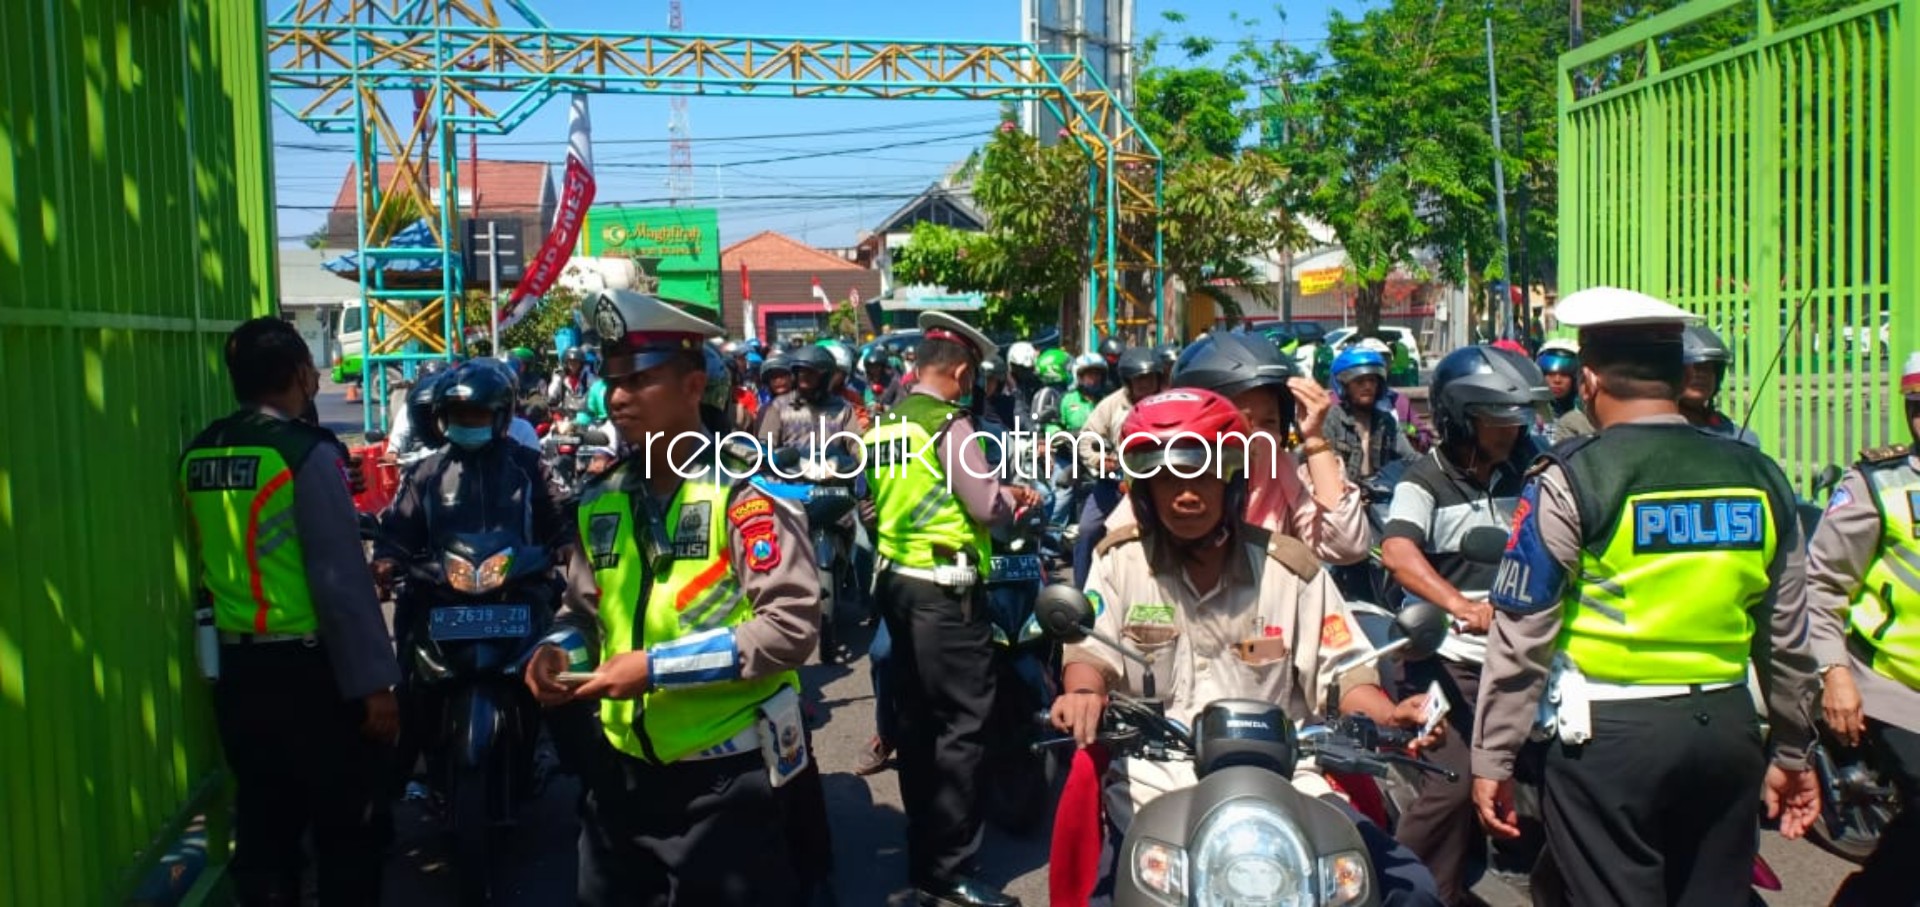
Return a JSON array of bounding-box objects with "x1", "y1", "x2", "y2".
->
[
  {"x1": 1552, "y1": 424, "x2": 1793, "y2": 685},
  {"x1": 863, "y1": 394, "x2": 992, "y2": 572},
  {"x1": 1852, "y1": 457, "x2": 1920, "y2": 688},
  {"x1": 576, "y1": 465, "x2": 797, "y2": 763},
  {"x1": 178, "y1": 411, "x2": 328, "y2": 634}
]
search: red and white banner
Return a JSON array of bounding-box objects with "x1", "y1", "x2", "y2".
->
[
  {"x1": 740, "y1": 261, "x2": 752, "y2": 301},
  {"x1": 811, "y1": 276, "x2": 832, "y2": 311},
  {"x1": 500, "y1": 93, "x2": 595, "y2": 330}
]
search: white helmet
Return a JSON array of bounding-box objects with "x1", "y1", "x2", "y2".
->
[
  {"x1": 1007, "y1": 341, "x2": 1038, "y2": 368},
  {"x1": 1357, "y1": 337, "x2": 1392, "y2": 356},
  {"x1": 1072, "y1": 352, "x2": 1108, "y2": 375},
  {"x1": 1539, "y1": 338, "x2": 1580, "y2": 355}
]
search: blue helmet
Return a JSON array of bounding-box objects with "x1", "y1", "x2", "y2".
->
[{"x1": 1331, "y1": 347, "x2": 1389, "y2": 387}]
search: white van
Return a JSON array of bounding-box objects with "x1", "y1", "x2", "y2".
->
[{"x1": 332, "y1": 300, "x2": 364, "y2": 376}]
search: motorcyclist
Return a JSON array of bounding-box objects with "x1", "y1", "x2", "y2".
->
[
  {"x1": 546, "y1": 346, "x2": 596, "y2": 416},
  {"x1": 1071, "y1": 346, "x2": 1165, "y2": 585},
  {"x1": 819, "y1": 339, "x2": 873, "y2": 433},
  {"x1": 1679, "y1": 324, "x2": 1761, "y2": 447},
  {"x1": 1323, "y1": 347, "x2": 1418, "y2": 488},
  {"x1": 1537, "y1": 339, "x2": 1593, "y2": 441},
  {"x1": 1049, "y1": 388, "x2": 1444, "y2": 907},
  {"x1": 758, "y1": 350, "x2": 793, "y2": 407},
  {"x1": 1006, "y1": 341, "x2": 1040, "y2": 411},
  {"x1": 1152, "y1": 342, "x2": 1178, "y2": 384},
  {"x1": 1059, "y1": 354, "x2": 1106, "y2": 436},
  {"x1": 1379, "y1": 344, "x2": 1546, "y2": 905},
  {"x1": 384, "y1": 362, "x2": 454, "y2": 467},
  {"x1": 1029, "y1": 348, "x2": 1073, "y2": 436},
  {"x1": 756, "y1": 343, "x2": 859, "y2": 461},
  {"x1": 1167, "y1": 332, "x2": 1370, "y2": 564}
]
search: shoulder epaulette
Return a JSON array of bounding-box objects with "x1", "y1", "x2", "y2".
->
[
  {"x1": 1094, "y1": 522, "x2": 1142, "y2": 557},
  {"x1": 1858, "y1": 444, "x2": 1912, "y2": 466},
  {"x1": 1242, "y1": 525, "x2": 1319, "y2": 580}
]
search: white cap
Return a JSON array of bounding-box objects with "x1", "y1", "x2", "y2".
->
[
  {"x1": 1552, "y1": 287, "x2": 1701, "y2": 328},
  {"x1": 1902, "y1": 351, "x2": 1920, "y2": 400}
]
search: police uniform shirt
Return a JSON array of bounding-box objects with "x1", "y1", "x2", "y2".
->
[
  {"x1": 554, "y1": 473, "x2": 821, "y2": 679},
  {"x1": 1063, "y1": 526, "x2": 1380, "y2": 733},
  {"x1": 1806, "y1": 451, "x2": 1920, "y2": 729},
  {"x1": 1469, "y1": 414, "x2": 1821, "y2": 781}
]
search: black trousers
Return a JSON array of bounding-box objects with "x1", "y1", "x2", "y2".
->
[
  {"x1": 1393, "y1": 657, "x2": 1542, "y2": 905},
  {"x1": 877, "y1": 570, "x2": 996, "y2": 884},
  {"x1": 213, "y1": 642, "x2": 389, "y2": 906},
  {"x1": 577, "y1": 750, "x2": 800, "y2": 907},
  {"x1": 1539, "y1": 685, "x2": 1763, "y2": 907},
  {"x1": 1831, "y1": 718, "x2": 1920, "y2": 907}
]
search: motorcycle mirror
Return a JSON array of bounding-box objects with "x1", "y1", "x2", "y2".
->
[
  {"x1": 364, "y1": 429, "x2": 388, "y2": 445},
  {"x1": 1034, "y1": 583, "x2": 1093, "y2": 643},
  {"x1": 582, "y1": 429, "x2": 611, "y2": 448},
  {"x1": 770, "y1": 447, "x2": 804, "y2": 472},
  {"x1": 1460, "y1": 526, "x2": 1510, "y2": 565},
  {"x1": 1395, "y1": 601, "x2": 1451, "y2": 660},
  {"x1": 1812, "y1": 464, "x2": 1843, "y2": 494}
]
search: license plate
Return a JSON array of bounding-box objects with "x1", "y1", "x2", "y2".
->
[
  {"x1": 428, "y1": 604, "x2": 531, "y2": 641},
  {"x1": 988, "y1": 555, "x2": 1043, "y2": 583},
  {"x1": 811, "y1": 485, "x2": 852, "y2": 498}
]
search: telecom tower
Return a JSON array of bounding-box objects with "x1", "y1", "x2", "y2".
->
[{"x1": 666, "y1": 0, "x2": 693, "y2": 204}]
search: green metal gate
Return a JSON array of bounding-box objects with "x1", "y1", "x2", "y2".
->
[
  {"x1": 1559, "y1": 0, "x2": 1919, "y2": 485},
  {"x1": 0, "y1": 1, "x2": 276, "y2": 902}
]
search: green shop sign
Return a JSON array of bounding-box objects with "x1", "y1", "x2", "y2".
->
[{"x1": 579, "y1": 206, "x2": 721, "y2": 310}]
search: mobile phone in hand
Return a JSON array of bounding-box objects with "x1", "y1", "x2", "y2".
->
[
  {"x1": 556, "y1": 672, "x2": 596, "y2": 688},
  {"x1": 1420, "y1": 679, "x2": 1450, "y2": 738}
]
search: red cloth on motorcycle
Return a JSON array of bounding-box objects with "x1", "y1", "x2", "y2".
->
[
  {"x1": 1325, "y1": 771, "x2": 1391, "y2": 829},
  {"x1": 1049, "y1": 744, "x2": 1112, "y2": 907}
]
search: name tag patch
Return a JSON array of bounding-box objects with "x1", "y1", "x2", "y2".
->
[
  {"x1": 587, "y1": 513, "x2": 623, "y2": 570},
  {"x1": 674, "y1": 502, "x2": 711, "y2": 560},
  {"x1": 1632, "y1": 496, "x2": 1765, "y2": 553}
]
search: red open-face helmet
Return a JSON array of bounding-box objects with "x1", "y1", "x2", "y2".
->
[{"x1": 1120, "y1": 389, "x2": 1251, "y2": 479}]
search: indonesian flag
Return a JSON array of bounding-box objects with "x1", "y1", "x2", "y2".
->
[
  {"x1": 812, "y1": 276, "x2": 832, "y2": 310},
  {"x1": 500, "y1": 93, "x2": 596, "y2": 330},
  {"x1": 740, "y1": 261, "x2": 752, "y2": 301}
]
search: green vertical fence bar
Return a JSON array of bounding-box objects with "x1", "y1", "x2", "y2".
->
[
  {"x1": 0, "y1": 0, "x2": 275, "y2": 903},
  {"x1": 1559, "y1": 0, "x2": 1914, "y2": 491}
]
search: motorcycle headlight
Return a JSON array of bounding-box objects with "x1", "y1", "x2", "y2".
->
[
  {"x1": 1131, "y1": 837, "x2": 1188, "y2": 906},
  {"x1": 1317, "y1": 850, "x2": 1370, "y2": 907},
  {"x1": 1018, "y1": 612, "x2": 1046, "y2": 645},
  {"x1": 1191, "y1": 800, "x2": 1316, "y2": 907},
  {"x1": 445, "y1": 551, "x2": 511, "y2": 594}
]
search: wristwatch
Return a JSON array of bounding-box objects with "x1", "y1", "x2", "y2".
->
[{"x1": 1817, "y1": 663, "x2": 1848, "y2": 678}]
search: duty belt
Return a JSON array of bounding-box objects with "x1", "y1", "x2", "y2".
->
[
  {"x1": 1581, "y1": 679, "x2": 1742, "y2": 702},
  {"x1": 878, "y1": 556, "x2": 978, "y2": 589},
  {"x1": 683, "y1": 724, "x2": 760, "y2": 762},
  {"x1": 218, "y1": 630, "x2": 318, "y2": 646}
]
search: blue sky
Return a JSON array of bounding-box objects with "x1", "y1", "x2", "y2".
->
[{"x1": 270, "y1": 0, "x2": 1352, "y2": 249}]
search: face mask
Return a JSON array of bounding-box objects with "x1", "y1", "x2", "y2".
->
[{"x1": 445, "y1": 424, "x2": 493, "y2": 450}]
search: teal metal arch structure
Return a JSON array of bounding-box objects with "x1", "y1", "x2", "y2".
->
[{"x1": 267, "y1": 1, "x2": 1166, "y2": 430}]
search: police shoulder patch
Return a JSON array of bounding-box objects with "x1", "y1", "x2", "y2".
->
[
  {"x1": 1860, "y1": 444, "x2": 1913, "y2": 465},
  {"x1": 741, "y1": 519, "x2": 781, "y2": 572},
  {"x1": 728, "y1": 496, "x2": 774, "y2": 527}
]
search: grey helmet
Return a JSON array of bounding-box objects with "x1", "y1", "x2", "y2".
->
[
  {"x1": 1681, "y1": 325, "x2": 1732, "y2": 369},
  {"x1": 1429, "y1": 345, "x2": 1548, "y2": 446},
  {"x1": 1171, "y1": 332, "x2": 1298, "y2": 439}
]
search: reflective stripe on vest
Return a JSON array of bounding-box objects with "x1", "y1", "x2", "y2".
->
[
  {"x1": 180, "y1": 443, "x2": 319, "y2": 635},
  {"x1": 1559, "y1": 486, "x2": 1777, "y2": 685},
  {"x1": 577, "y1": 467, "x2": 795, "y2": 764},
  {"x1": 862, "y1": 396, "x2": 991, "y2": 572},
  {"x1": 1853, "y1": 463, "x2": 1920, "y2": 687}
]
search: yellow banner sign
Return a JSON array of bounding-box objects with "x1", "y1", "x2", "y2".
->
[{"x1": 1299, "y1": 267, "x2": 1346, "y2": 296}]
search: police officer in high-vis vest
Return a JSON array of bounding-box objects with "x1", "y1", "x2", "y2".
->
[
  {"x1": 523, "y1": 289, "x2": 821, "y2": 907},
  {"x1": 1807, "y1": 351, "x2": 1920, "y2": 907},
  {"x1": 863, "y1": 312, "x2": 1041, "y2": 907},
  {"x1": 1469, "y1": 287, "x2": 1823, "y2": 906},
  {"x1": 179, "y1": 317, "x2": 398, "y2": 906}
]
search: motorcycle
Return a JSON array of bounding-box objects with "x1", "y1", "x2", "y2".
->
[
  {"x1": 980, "y1": 496, "x2": 1065, "y2": 834},
  {"x1": 368, "y1": 518, "x2": 561, "y2": 904},
  {"x1": 758, "y1": 446, "x2": 863, "y2": 664},
  {"x1": 539, "y1": 427, "x2": 612, "y2": 501},
  {"x1": 1033, "y1": 585, "x2": 1455, "y2": 907},
  {"x1": 1794, "y1": 463, "x2": 1903, "y2": 864}
]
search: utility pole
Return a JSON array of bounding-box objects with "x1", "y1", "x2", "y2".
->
[
  {"x1": 483, "y1": 221, "x2": 502, "y2": 357},
  {"x1": 1484, "y1": 17, "x2": 1516, "y2": 340}
]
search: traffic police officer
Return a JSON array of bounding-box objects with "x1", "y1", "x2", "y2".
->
[
  {"x1": 863, "y1": 311, "x2": 1041, "y2": 907},
  {"x1": 1469, "y1": 287, "x2": 1823, "y2": 905},
  {"x1": 180, "y1": 317, "x2": 398, "y2": 906},
  {"x1": 523, "y1": 289, "x2": 822, "y2": 907},
  {"x1": 1807, "y1": 351, "x2": 1920, "y2": 906}
]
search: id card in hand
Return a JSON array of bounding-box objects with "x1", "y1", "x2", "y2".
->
[
  {"x1": 1420, "y1": 679, "x2": 1451, "y2": 739},
  {"x1": 758, "y1": 686, "x2": 810, "y2": 788}
]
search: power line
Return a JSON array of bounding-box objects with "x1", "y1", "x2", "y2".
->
[{"x1": 269, "y1": 115, "x2": 996, "y2": 153}]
